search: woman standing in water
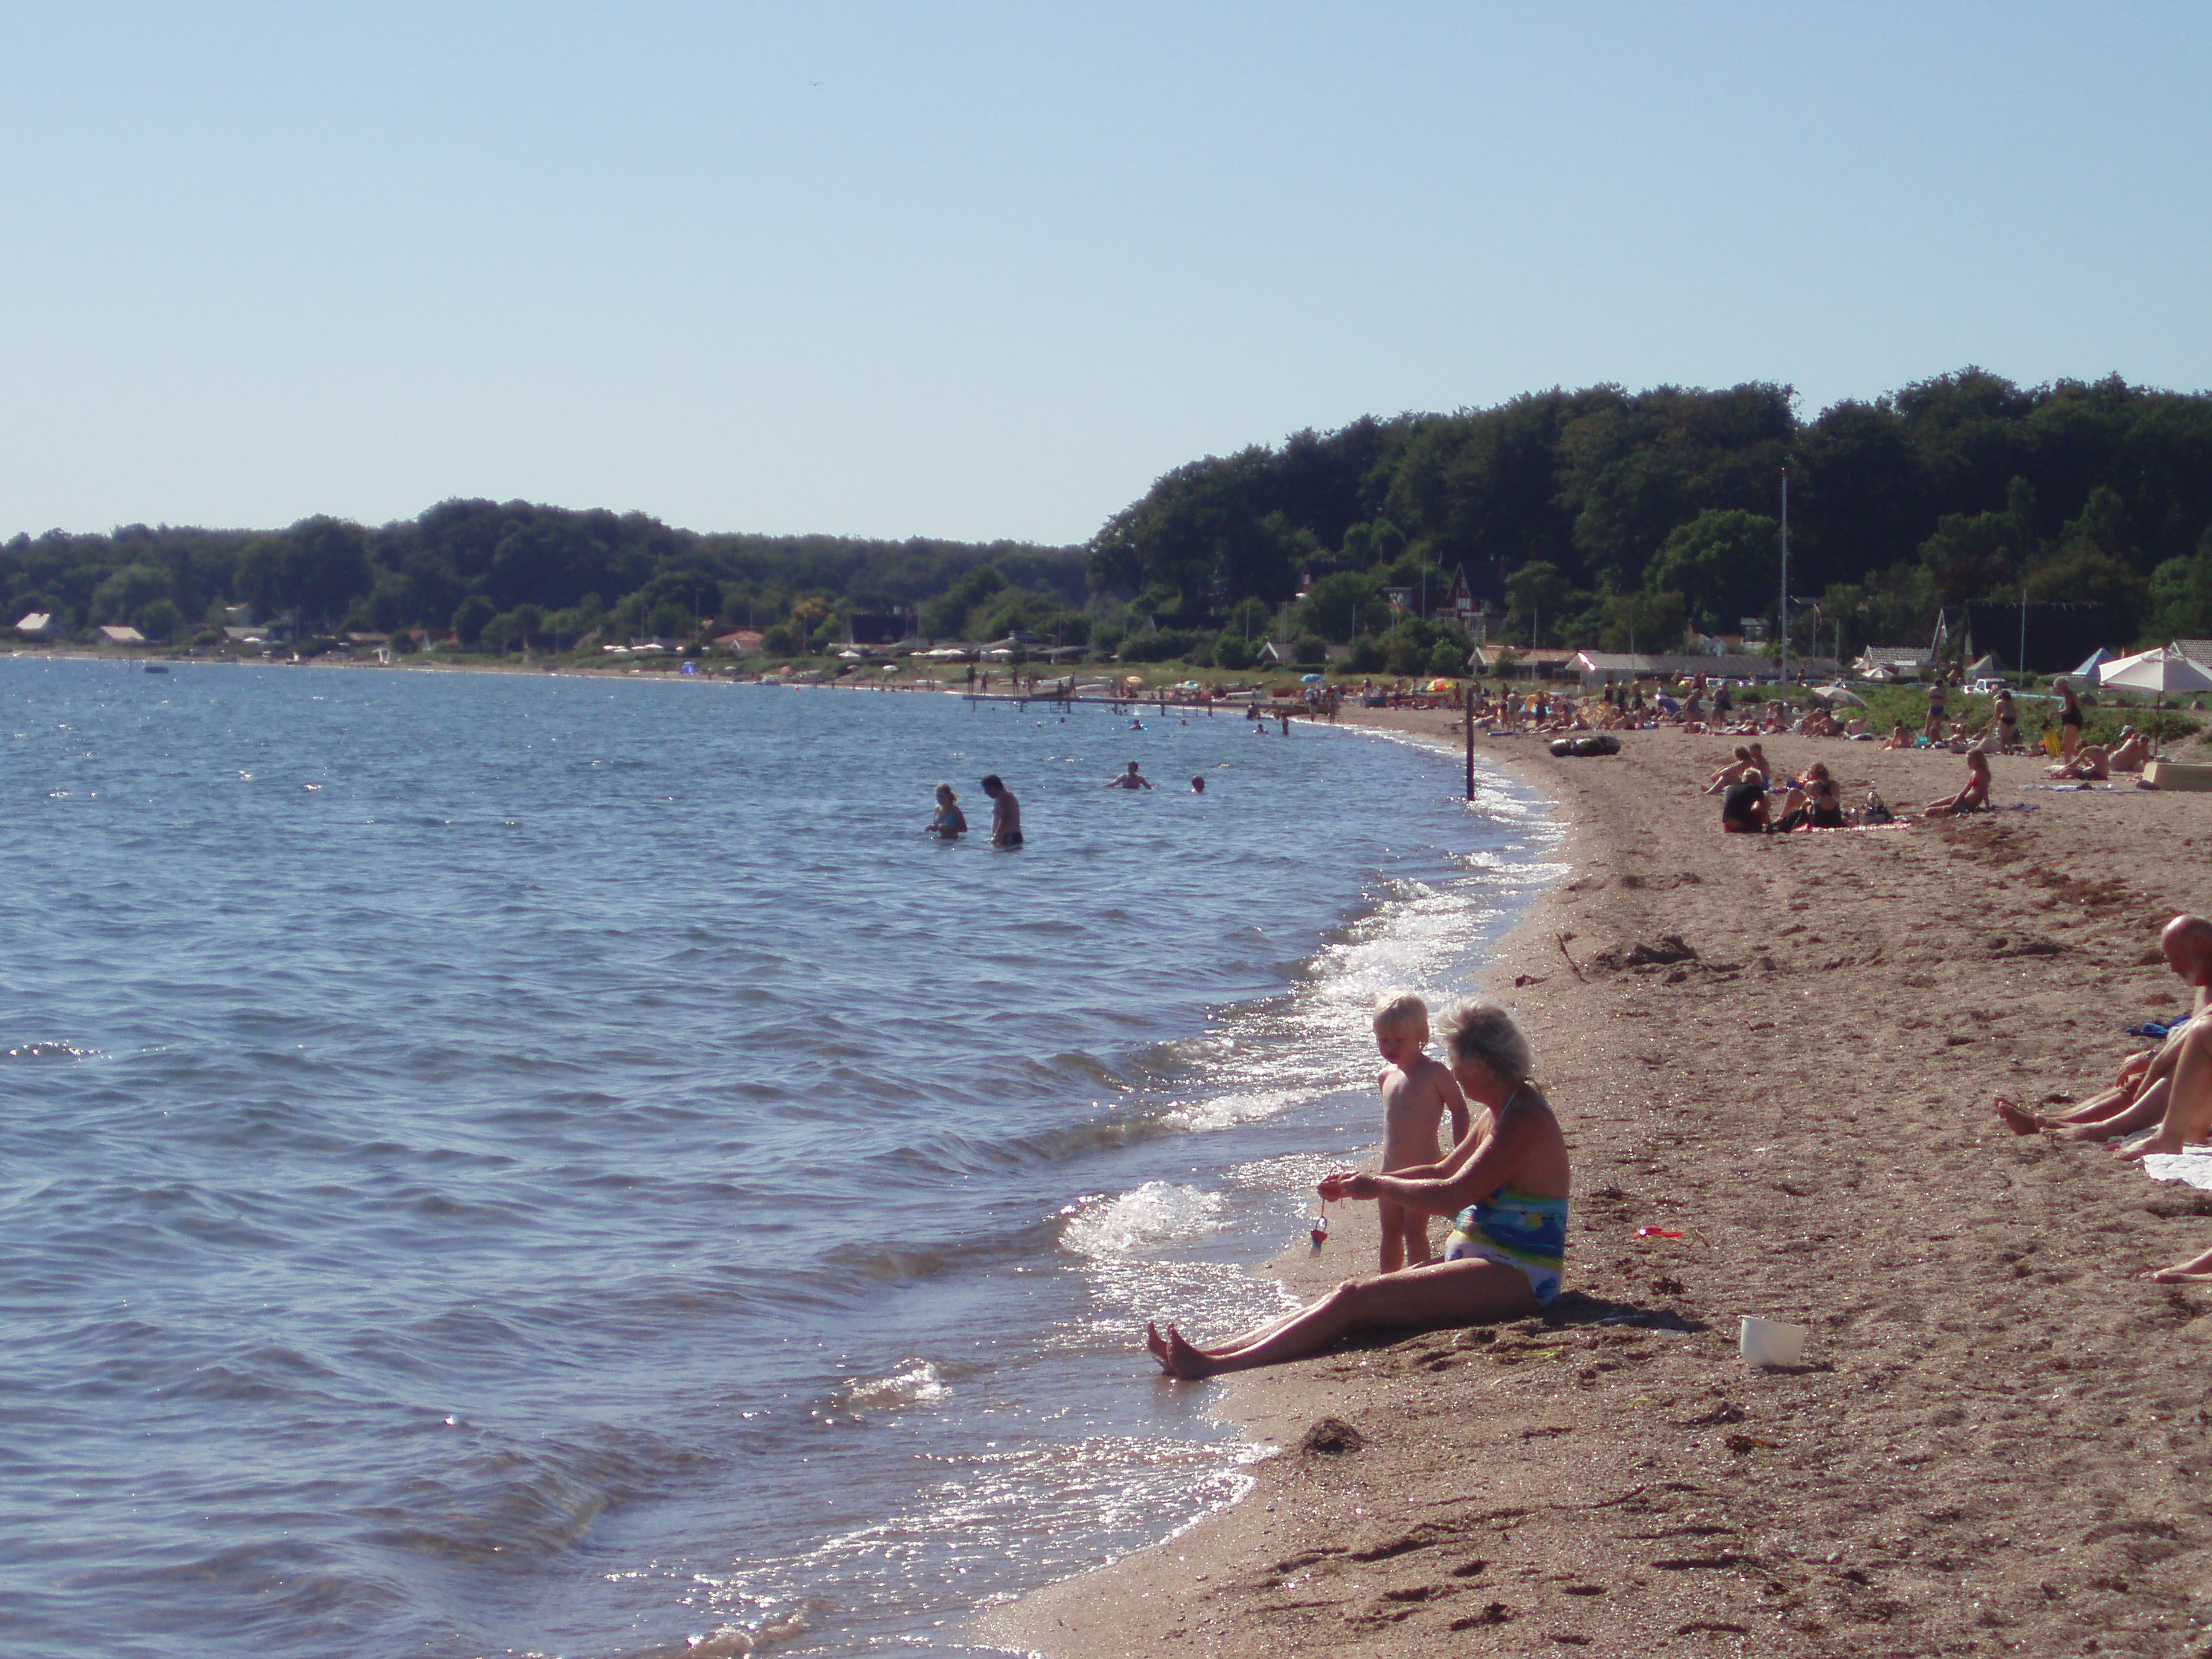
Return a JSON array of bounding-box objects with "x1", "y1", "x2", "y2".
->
[{"x1": 1145, "y1": 1002, "x2": 1569, "y2": 1378}]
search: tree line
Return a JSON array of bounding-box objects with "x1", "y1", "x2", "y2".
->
[
  {"x1": 1092, "y1": 368, "x2": 2212, "y2": 662},
  {"x1": 0, "y1": 502, "x2": 1087, "y2": 654},
  {"x1": 9, "y1": 368, "x2": 2211, "y2": 665}
]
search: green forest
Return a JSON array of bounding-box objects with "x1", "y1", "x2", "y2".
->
[{"x1": 9, "y1": 368, "x2": 2212, "y2": 668}]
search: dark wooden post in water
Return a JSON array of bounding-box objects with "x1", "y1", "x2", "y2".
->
[{"x1": 1464, "y1": 683, "x2": 1476, "y2": 801}]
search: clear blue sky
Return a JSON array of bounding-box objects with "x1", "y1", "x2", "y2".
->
[{"x1": 3, "y1": 2, "x2": 2207, "y2": 546}]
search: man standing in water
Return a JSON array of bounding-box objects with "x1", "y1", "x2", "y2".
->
[
  {"x1": 1103, "y1": 761, "x2": 1153, "y2": 789},
  {"x1": 981, "y1": 775, "x2": 1023, "y2": 848}
]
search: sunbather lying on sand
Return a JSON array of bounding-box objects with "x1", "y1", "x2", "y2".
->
[
  {"x1": 2109, "y1": 728, "x2": 2151, "y2": 773},
  {"x1": 1917, "y1": 750, "x2": 1992, "y2": 818},
  {"x1": 1144, "y1": 1002, "x2": 1568, "y2": 1379},
  {"x1": 2049, "y1": 744, "x2": 2110, "y2": 781}
]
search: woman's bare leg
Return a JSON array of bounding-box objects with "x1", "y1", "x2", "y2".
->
[
  {"x1": 2055, "y1": 1077, "x2": 2166, "y2": 1142},
  {"x1": 2148, "y1": 1243, "x2": 2212, "y2": 1283},
  {"x1": 1148, "y1": 1259, "x2": 1537, "y2": 1379}
]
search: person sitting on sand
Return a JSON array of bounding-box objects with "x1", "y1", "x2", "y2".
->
[
  {"x1": 1144, "y1": 1002, "x2": 1568, "y2": 1378},
  {"x1": 2109, "y1": 727, "x2": 2151, "y2": 773},
  {"x1": 1883, "y1": 721, "x2": 1912, "y2": 749},
  {"x1": 1917, "y1": 749, "x2": 1992, "y2": 818},
  {"x1": 1721, "y1": 773, "x2": 1770, "y2": 833},
  {"x1": 1778, "y1": 760, "x2": 1849, "y2": 831},
  {"x1": 1996, "y1": 915, "x2": 2212, "y2": 1142},
  {"x1": 1704, "y1": 746, "x2": 1760, "y2": 794},
  {"x1": 1104, "y1": 760, "x2": 1154, "y2": 789},
  {"x1": 1998, "y1": 1047, "x2": 2159, "y2": 1138}
]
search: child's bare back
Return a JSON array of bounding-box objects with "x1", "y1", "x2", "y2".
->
[{"x1": 1372, "y1": 994, "x2": 1471, "y2": 1272}]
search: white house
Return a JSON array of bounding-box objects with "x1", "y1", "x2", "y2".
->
[
  {"x1": 15, "y1": 612, "x2": 56, "y2": 636},
  {"x1": 97, "y1": 624, "x2": 147, "y2": 646},
  {"x1": 1854, "y1": 646, "x2": 1932, "y2": 680}
]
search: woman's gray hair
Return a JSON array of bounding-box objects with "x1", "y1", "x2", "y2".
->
[{"x1": 1438, "y1": 1000, "x2": 1533, "y2": 1086}]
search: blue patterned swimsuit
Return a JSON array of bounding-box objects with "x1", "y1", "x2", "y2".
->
[{"x1": 1444, "y1": 1186, "x2": 1568, "y2": 1306}]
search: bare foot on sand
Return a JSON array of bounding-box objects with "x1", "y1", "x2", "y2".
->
[
  {"x1": 1994, "y1": 1094, "x2": 2042, "y2": 1135},
  {"x1": 2146, "y1": 1246, "x2": 2212, "y2": 1283},
  {"x1": 2113, "y1": 1130, "x2": 2183, "y2": 1163}
]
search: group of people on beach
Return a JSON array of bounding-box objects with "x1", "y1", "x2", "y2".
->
[
  {"x1": 1701, "y1": 741, "x2": 1988, "y2": 831},
  {"x1": 1147, "y1": 994, "x2": 1569, "y2": 1378},
  {"x1": 1995, "y1": 914, "x2": 2212, "y2": 1283}
]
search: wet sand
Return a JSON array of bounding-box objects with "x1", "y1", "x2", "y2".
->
[{"x1": 983, "y1": 715, "x2": 2212, "y2": 1657}]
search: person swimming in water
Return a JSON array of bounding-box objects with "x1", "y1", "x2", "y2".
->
[
  {"x1": 1103, "y1": 761, "x2": 1153, "y2": 789},
  {"x1": 928, "y1": 784, "x2": 966, "y2": 837}
]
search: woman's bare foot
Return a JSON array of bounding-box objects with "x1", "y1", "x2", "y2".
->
[
  {"x1": 2146, "y1": 1244, "x2": 2212, "y2": 1282},
  {"x1": 1158, "y1": 1324, "x2": 1224, "y2": 1380},
  {"x1": 2114, "y1": 1130, "x2": 2188, "y2": 1163},
  {"x1": 1144, "y1": 1321, "x2": 1173, "y2": 1370},
  {"x1": 1994, "y1": 1094, "x2": 2042, "y2": 1135}
]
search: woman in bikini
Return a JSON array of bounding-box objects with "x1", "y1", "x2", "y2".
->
[
  {"x1": 2059, "y1": 681, "x2": 2085, "y2": 761},
  {"x1": 1919, "y1": 749, "x2": 1993, "y2": 818},
  {"x1": 1144, "y1": 1002, "x2": 1569, "y2": 1379},
  {"x1": 1785, "y1": 761, "x2": 1845, "y2": 829}
]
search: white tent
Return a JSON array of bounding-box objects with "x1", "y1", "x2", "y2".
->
[
  {"x1": 2071, "y1": 646, "x2": 2117, "y2": 679},
  {"x1": 2097, "y1": 646, "x2": 2212, "y2": 757}
]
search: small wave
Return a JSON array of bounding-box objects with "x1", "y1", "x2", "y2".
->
[
  {"x1": 1158, "y1": 1086, "x2": 1300, "y2": 1133},
  {"x1": 2, "y1": 1040, "x2": 102, "y2": 1061},
  {"x1": 1059, "y1": 1182, "x2": 1225, "y2": 1258},
  {"x1": 836, "y1": 1358, "x2": 950, "y2": 1413}
]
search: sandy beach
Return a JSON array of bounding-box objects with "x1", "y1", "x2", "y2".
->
[{"x1": 983, "y1": 714, "x2": 2212, "y2": 1657}]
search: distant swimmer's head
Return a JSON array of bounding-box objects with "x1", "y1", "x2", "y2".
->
[
  {"x1": 1441, "y1": 1000, "x2": 1534, "y2": 1093},
  {"x1": 1126, "y1": 761, "x2": 1142, "y2": 774},
  {"x1": 1372, "y1": 994, "x2": 1430, "y2": 1067},
  {"x1": 981, "y1": 774, "x2": 1005, "y2": 797},
  {"x1": 2163, "y1": 914, "x2": 2212, "y2": 982},
  {"x1": 936, "y1": 783, "x2": 958, "y2": 805},
  {"x1": 1190, "y1": 775, "x2": 1205, "y2": 793}
]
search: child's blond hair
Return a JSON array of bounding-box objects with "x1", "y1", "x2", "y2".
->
[{"x1": 1372, "y1": 992, "x2": 1429, "y2": 1042}]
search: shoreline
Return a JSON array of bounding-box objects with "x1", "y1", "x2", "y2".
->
[{"x1": 983, "y1": 716, "x2": 2212, "y2": 1657}]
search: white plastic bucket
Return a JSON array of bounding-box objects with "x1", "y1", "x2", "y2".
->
[{"x1": 1739, "y1": 1316, "x2": 1808, "y2": 1368}]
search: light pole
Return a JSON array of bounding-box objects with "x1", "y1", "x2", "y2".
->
[{"x1": 1778, "y1": 463, "x2": 1790, "y2": 687}]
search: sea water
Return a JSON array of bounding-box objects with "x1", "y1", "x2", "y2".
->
[{"x1": 0, "y1": 658, "x2": 1557, "y2": 1659}]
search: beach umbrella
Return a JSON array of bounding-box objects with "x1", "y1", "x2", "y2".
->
[
  {"x1": 1813, "y1": 683, "x2": 1866, "y2": 707},
  {"x1": 1301, "y1": 672, "x2": 1324, "y2": 683},
  {"x1": 2099, "y1": 646, "x2": 2212, "y2": 757}
]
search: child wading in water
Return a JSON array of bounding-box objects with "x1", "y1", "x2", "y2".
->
[{"x1": 1372, "y1": 994, "x2": 1470, "y2": 1272}]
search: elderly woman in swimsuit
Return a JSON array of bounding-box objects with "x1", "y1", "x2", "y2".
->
[{"x1": 1145, "y1": 1002, "x2": 1569, "y2": 1379}]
